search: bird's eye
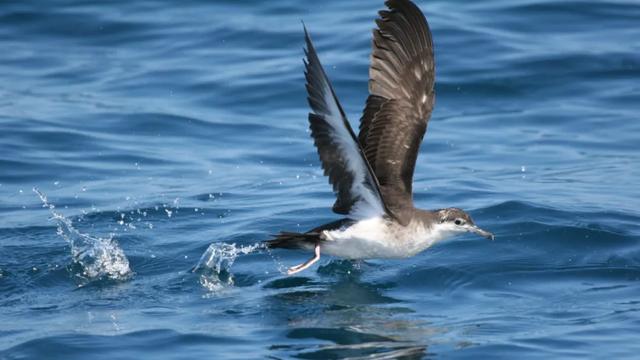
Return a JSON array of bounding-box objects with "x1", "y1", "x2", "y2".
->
[{"x1": 454, "y1": 219, "x2": 464, "y2": 226}]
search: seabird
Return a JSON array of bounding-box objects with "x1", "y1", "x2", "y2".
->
[{"x1": 266, "y1": 0, "x2": 494, "y2": 275}]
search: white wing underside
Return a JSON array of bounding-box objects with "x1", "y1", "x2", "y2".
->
[
  {"x1": 319, "y1": 82, "x2": 385, "y2": 220},
  {"x1": 304, "y1": 28, "x2": 386, "y2": 220}
]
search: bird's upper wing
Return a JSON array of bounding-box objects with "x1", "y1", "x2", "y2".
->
[
  {"x1": 303, "y1": 27, "x2": 391, "y2": 220},
  {"x1": 358, "y1": 0, "x2": 435, "y2": 224}
]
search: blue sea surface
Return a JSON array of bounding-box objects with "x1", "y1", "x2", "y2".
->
[{"x1": 1, "y1": 0, "x2": 639, "y2": 358}]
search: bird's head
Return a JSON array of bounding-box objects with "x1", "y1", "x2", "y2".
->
[{"x1": 436, "y1": 208, "x2": 494, "y2": 240}]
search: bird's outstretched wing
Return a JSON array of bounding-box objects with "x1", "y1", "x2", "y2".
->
[
  {"x1": 303, "y1": 27, "x2": 390, "y2": 220},
  {"x1": 358, "y1": 0, "x2": 435, "y2": 224}
]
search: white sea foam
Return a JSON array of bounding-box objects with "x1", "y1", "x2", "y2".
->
[{"x1": 33, "y1": 188, "x2": 132, "y2": 284}]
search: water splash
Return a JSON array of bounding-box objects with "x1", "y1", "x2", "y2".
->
[
  {"x1": 33, "y1": 188, "x2": 132, "y2": 285},
  {"x1": 193, "y1": 242, "x2": 264, "y2": 292}
]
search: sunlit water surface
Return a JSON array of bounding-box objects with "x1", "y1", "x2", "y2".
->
[{"x1": 1, "y1": 0, "x2": 639, "y2": 358}]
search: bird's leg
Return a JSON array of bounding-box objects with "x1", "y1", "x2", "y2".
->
[{"x1": 287, "y1": 243, "x2": 321, "y2": 275}]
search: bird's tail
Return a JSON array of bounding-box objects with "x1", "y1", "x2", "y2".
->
[{"x1": 264, "y1": 231, "x2": 320, "y2": 250}]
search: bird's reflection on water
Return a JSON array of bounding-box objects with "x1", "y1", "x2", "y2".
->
[{"x1": 263, "y1": 260, "x2": 440, "y2": 359}]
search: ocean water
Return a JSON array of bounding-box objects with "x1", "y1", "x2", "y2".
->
[{"x1": 1, "y1": 0, "x2": 639, "y2": 358}]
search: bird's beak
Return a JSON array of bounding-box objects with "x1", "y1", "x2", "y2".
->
[{"x1": 470, "y1": 225, "x2": 494, "y2": 240}]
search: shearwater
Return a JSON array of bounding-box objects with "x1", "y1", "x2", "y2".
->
[{"x1": 266, "y1": 0, "x2": 494, "y2": 275}]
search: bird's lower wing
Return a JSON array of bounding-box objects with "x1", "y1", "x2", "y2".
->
[{"x1": 303, "y1": 27, "x2": 388, "y2": 220}]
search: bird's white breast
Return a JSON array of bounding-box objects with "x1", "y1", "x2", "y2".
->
[{"x1": 320, "y1": 217, "x2": 458, "y2": 259}]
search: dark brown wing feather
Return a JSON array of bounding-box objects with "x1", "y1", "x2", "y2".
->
[{"x1": 358, "y1": 0, "x2": 435, "y2": 224}]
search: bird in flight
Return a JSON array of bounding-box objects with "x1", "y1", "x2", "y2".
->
[{"x1": 266, "y1": 0, "x2": 493, "y2": 275}]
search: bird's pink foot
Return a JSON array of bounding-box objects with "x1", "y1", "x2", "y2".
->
[{"x1": 287, "y1": 243, "x2": 321, "y2": 275}]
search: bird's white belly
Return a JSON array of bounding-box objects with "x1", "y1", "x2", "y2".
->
[{"x1": 320, "y1": 217, "x2": 449, "y2": 259}]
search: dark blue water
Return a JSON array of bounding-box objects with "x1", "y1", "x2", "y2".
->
[{"x1": 1, "y1": 0, "x2": 639, "y2": 358}]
